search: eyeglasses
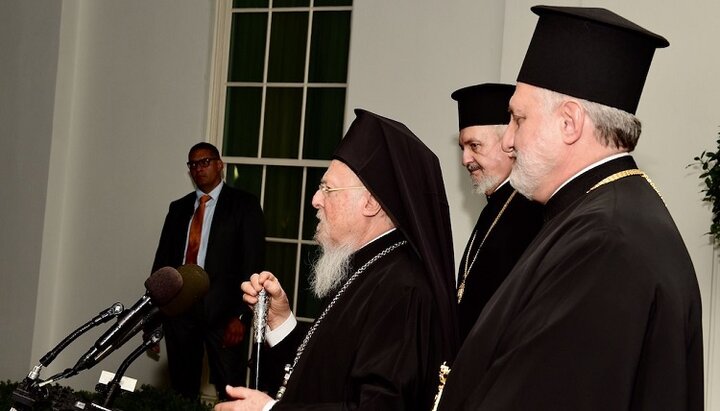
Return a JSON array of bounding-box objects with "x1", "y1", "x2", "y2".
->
[
  {"x1": 318, "y1": 182, "x2": 365, "y2": 195},
  {"x1": 187, "y1": 157, "x2": 219, "y2": 170}
]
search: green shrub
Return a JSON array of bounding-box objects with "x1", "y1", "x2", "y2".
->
[
  {"x1": 690, "y1": 131, "x2": 720, "y2": 245},
  {"x1": 0, "y1": 380, "x2": 213, "y2": 411}
]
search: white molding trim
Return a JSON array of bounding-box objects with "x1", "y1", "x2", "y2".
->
[{"x1": 206, "y1": 0, "x2": 232, "y2": 146}]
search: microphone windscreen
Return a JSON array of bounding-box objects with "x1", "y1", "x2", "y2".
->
[
  {"x1": 160, "y1": 264, "x2": 210, "y2": 317},
  {"x1": 144, "y1": 267, "x2": 183, "y2": 306}
]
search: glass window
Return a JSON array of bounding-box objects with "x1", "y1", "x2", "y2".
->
[
  {"x1": 233, "y1": 0, "x2": 268, "y2": 8},
  {"x1": 262, "y1": 87, "x2": 303, "y2": 158},
  {"x1": 264, "y1": 166, "x2": 302, "y2": 238},
  {"x1": 210, "y1": 0, "x2": 353, "y2": 325},
  {"x1": 226, "y1": 164, "x2": 263, "y2": 200},
  {"x1": 303, "y1": 87, "x2": 345, "y2": 159},
  {"x1": 308, "y1": 11, "x2": 351, "y2": 83},
  {"x1": 227, "y1": 13, "x2": 267, "y2": 82},
  {"x1": 267, "y1": 12, "x2": 308, "y2": 83},
  {"x1": 223, "y1": 87, "x2": 262, "y2": 157}
]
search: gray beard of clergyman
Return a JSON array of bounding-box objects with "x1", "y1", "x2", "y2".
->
[
  {"x1": 310, "y1": 241, "x2": 354, "y2": 298},
  {"x1": 467, "y1": 161, "x2": 500, "y2": 195}
]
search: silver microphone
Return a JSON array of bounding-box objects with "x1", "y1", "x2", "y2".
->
[{"x1": 253, "y1": 288, "x2": 268, "y2": 388}]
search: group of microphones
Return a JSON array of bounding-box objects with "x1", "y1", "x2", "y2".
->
[{"x1": 10, "y1": 264, "x2": 210, "y2": 411}]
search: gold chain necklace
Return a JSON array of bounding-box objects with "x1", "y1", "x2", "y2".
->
[
  {"x1": 457, "y1": 190, "x2": 517, "y2": 303},
  {"x1": 586, "y1": 168, "x2": 662, "y2": 201}
]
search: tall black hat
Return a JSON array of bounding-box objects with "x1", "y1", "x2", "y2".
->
[
  {"x1": 450, "y1": 83, "x2": 515, "y2": 130},
  {"x1": 517, "y1": 5, "x2": 669, "y2": 114},
  {"x1": 333, "y1": 109, "x2": 458, "y2": 357}
]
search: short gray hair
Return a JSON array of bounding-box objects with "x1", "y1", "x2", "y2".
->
[{"x1": 539, "y1": 88, "x2": 642, "y2": 151}]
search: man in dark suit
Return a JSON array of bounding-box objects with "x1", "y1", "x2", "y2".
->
[{"x1": 152, "y1": 142, "x2": 265, "y2": 401}]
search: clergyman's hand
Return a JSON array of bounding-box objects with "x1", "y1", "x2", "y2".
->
[
  {"x1": 214, "y1": 386, "x2": 272, "y2": 411},
  {"x1": 241, "y1": 271, "x2": 291, "y2": 330}
]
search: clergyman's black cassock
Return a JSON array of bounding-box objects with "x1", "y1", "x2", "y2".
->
[
  {"x1": 438, "y1": 156, "x2": 703, "y2": 410},
  {"x1": 260, "y1": 109, "x2": 458, "y2": 410},
  {"x1": 263, "y1": 230, "x2": 445, "y2": 410},
  {"x1": 457, "y1": 181, "x2": 542, "y2": 341}
]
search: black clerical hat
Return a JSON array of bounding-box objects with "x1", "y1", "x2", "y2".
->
[
  {"x1": 451, "y1": 83, "x2": 515, "y2": 130},
  {"x1": 333, "y1": 109, "x2": 458, "y2": 356},
  {"x1": 518, "y1": 5, "x2": 669, "y2": 114}
]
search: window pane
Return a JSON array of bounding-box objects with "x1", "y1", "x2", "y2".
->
[
  {"x1": 302, "y1": 167, "x2": 326, "y2": 240},
  {"x1": 274, "y1": 0, "x2": 309, "y2": 7},
  {"x1": 267, "y1": 12, "x2": 308, "y2": 82},
  {"x1": 226, "y1": 164, "x2": 263, "y2": 200},
  {"x1": 308, "y1": 11, "x2": 351, "y2": 83},
  {"x1": 314, "y1": 0, "x2": 352, "y2": 5},
  {"x1": 224, "y1": 87, "x2": 262, "y2": 157},
  {"x1": 264, "y1": 241, "x2": 297, "y2": 307},
  {"x1": 233, "y1": 0, "x2": 268, "y2": 7},
  {"x1": 262, "y1": 87, "x2": 302, "y2": 158},
  {"x1": 264, "y1": 166, "x2": 302, "y2": 238},
  {"x1": 297, "y1": 244, "x2": 321, "y2": 318},
  {"x1": 303, "y1": 88, "x2": 345, "y2": 159},
  {"x1": 228, "y1": 12, "x2": 268, "y2": 82}
]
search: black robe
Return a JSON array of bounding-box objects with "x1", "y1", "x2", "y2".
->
[
  {"x1": 457, "y1": 182, "x2": 543, "y2": 341},
  {"x1": 262, "y1": 230, "x2": 447, "y2": 410},
  {"x1": 439, "y1": 156, "x2": 703, "y2": 410}
]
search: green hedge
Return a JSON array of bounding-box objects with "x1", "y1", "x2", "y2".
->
[{"x1": 0, "y1": 380, "x2": 213, "y2": 411}]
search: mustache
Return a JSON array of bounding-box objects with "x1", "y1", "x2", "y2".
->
[{"x1": 466, "y1": 162, "x2": 481, "y2": 173}]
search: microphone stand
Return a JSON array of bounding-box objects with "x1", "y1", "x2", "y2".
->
[
  {"x1": 253, "y1": 289, "x2": 268, "y2": 389},
  {"x1": 100, "y1": 327, "x2": 164, "y2": 409},
  {"x1": 9, "y1": 302, "x2": 124, "y2": 411}
]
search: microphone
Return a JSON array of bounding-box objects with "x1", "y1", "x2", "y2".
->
[
  {"x1": 42, "y1": 265, "x2": 210, "y2": 385},
  {"x1": 68, "y1": 267, "x2": 183, "y2": 376},
  {"x1": 162, "y1": 264, "x2": 210, "y2": 316},
  {"x1": 98, "y1": 263, "x2": 210, "y2": 357}
]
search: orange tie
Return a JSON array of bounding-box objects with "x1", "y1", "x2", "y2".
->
[{"x1": 185, "y1": 194, "x2": 211, "y2": 265}]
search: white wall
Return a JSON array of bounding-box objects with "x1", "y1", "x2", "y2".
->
[
  {"x1": 31, "y1": 0, "x2": 216, "y2": 391},
  {"x1": 2, "y1": 0, "x2": 720, "y2": 407},
  {"x1": 347, "y1": 0, "x2": 507, "y2": 266},
  {"x1": 0, "y1": 0, "x2": 62, "y2": 378}
]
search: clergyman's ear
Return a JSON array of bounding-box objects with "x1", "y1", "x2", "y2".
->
[
  {"x1": 362, "y1": 193, "x2": 382, "y2": 217},
  {"x1": 559, "y1": 99, "x2": 584, "y2": 145}
]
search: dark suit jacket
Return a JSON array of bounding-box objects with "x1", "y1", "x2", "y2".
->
[{"x1": 152, "y1": 183, "x2": 265, "y2": 327}]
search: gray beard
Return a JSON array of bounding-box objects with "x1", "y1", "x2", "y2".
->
[
  {"x1": 472, "y1": 174, "x2": 500, "y2": 195},
  {"x1": 310, "y1": 242, "x2": 355, "y2": 298}
]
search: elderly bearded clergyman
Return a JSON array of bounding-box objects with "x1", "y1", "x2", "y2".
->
[
  {"x1": 214, "y1": 109, "x2": 459, "y2": 411},
  {"x1": 435, "y1": 6, "x2": 703, "y2": 410}
]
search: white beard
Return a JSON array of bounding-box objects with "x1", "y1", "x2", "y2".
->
[
  {"x1": 509, "y1": 136, "x2": 556, "y2": 200},
  {"x1": 310, "y1": 242, "x2": 355, "y2": 298}
]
